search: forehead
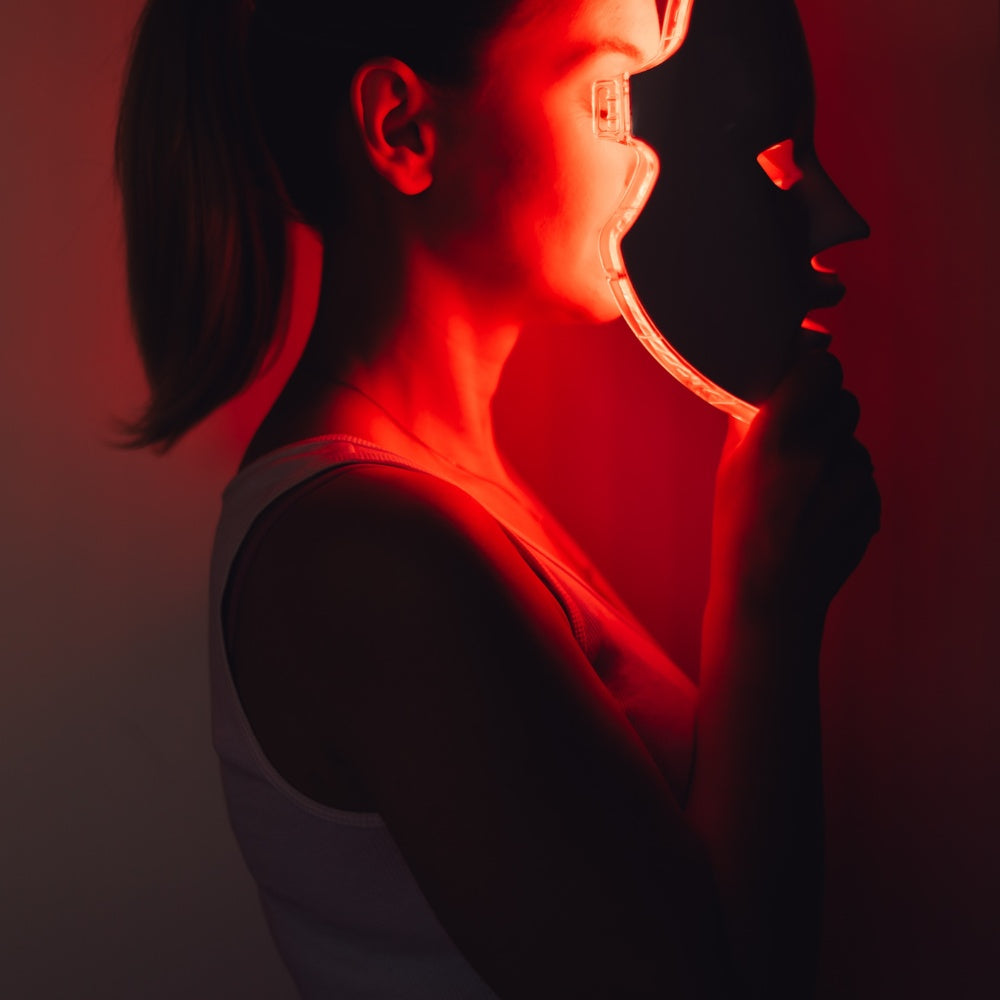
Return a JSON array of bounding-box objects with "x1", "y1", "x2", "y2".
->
[
  {"x1": 486, "y1": 0, "x2": 664, "y2": 75},
  {"x1": 565, "y1": 0, "x2": 661, "y2": 48}
]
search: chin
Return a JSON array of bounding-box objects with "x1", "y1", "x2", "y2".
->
[
  {"x1": 546, "y1": 279, "x2": 621, "y2": 325},
  {"x1": 533, "y1": 297, "x2": 617, "y2": 327},
  {"x1": 526, "y1": 251, "x2": 620, "y2": 324},
  {"x1": 585, "y1": 290, "x2": 625, "y2": 324}
]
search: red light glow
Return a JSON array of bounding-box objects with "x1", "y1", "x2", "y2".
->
[
  {"x1": 756, "y1": 139, "x2": 803, "y2": 190},
  {"x1": 801, "y1": 316, "x2": 830, "y2": 333}
]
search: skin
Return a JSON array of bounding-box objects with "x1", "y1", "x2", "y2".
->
[
  {"x1": 246, "y1": 0, "x2": 662, "y2": 492},
  {"x1": 232, "y1": 0, "x2": 880, "y2": 995}
]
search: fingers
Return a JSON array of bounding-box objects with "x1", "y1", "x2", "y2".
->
[
  {"x1": 814, "y1": 438, "x2": 880, "y2": 532},
  {"x1": 714, "y1": 350, "x2": 880, "y2": 609},
  {"x1": 751, "y1": 352, "x2": 865, "y2": 456},
  {"x1": 759, "y1": 351, "x2": 844, "y2": 433},
  {"x1": 821, "y1": 389, "x2": 861, "y2": 442},
  {"x1": 840, "y1": 438, "x2": 881, "y2": 537}
]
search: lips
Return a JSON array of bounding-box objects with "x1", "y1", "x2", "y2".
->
[
  {"x1": 798, "y1": 264, "x2": 846, "y2": 344},
  {"x1": 802, "y1": 315, "x2": 831, "y2": 334},
  {"x1": 799, "y1": 307, "x2": 835, "y2": 352},
  {"x1": 799, "y1": 320, "x2": 833, "y2": 354}
]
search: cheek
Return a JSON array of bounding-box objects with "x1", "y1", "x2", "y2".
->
[
  {"x1": 529, "y1": 145, "x2": 636, "y2": 320},
  {"x1": 461, "y1": 87, "x2": 563, "y2": 230},
  {"x1": 430, "y1": 85, "x2": 635, "y2": 315},
  {"x1": 537, "y1": 120, "x2": 635, "y2": 257},
  {"x1": 427, "y1": 100, "x2": 534, "y2": 263}
]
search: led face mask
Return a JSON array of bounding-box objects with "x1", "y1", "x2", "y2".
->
[{"x1": 596, "y1": 0, "x2": 840, "y2": 423}]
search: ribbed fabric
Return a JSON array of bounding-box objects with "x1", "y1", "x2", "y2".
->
[{"x1": 209, "y1": 435, "x2": 696, "y2": 999}]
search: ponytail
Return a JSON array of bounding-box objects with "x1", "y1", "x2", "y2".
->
[
  {"x1": 115, "y1": 0, "x2": 290, "y2": 450},
  {"x1": 115, "y1": 0, "x2": 522, "y2": 450}
]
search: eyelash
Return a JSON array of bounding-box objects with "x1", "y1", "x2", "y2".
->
[{"x1": 757, "y1": 139, "x2": 803, "y2": 190}]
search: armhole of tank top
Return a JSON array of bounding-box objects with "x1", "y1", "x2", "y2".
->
[
  {"x1": 220, "y1": 462, "x2": 395, "y2": 823},
  {"x1": 223, "y1": 465, "x2": 353, "y2": 672}
]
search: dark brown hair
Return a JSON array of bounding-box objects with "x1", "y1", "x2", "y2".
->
[{"x1": 115, "y1": 0, "x2": 516, "y2": 449}]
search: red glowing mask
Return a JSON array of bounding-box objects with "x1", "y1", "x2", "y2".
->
[
  {"x1": 595, "y1": 0, "x2": 865, "y2": 420},
  {"x1": 595, "y1": 0, "x2": 761, "y2": 422}
]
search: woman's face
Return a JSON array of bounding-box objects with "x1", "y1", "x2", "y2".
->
[
  {"x1": 428, "y1": 0, "x2": 866, "y2": 399},
  {"x1": 429, "y1": 0, "x2": 664, "y2": 322}
]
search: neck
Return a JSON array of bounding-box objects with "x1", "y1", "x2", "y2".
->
[{"x1": 282, "y1": 240, "x2": 523, "y2": 483}]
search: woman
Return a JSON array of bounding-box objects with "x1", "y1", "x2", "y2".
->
[{"x1": 115, "y1": 0, "x2": 879, "y2": 996}]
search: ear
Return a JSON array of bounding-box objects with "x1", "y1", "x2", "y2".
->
[{"x1": 350, "y1": 58, "x2": 436, "y2": 196}]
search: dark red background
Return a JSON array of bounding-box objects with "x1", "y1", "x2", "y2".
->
[{"x1": 1, "y1": 1, "x2": 996, "y2": 995}]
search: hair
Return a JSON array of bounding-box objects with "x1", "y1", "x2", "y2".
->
[{"x1": 115, "y1": 0, "x2": 518, "y2": 450}]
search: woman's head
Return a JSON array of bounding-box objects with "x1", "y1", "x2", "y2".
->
[
  {"x1": 116, "y1": 0, "x2": 862, "y2": 449},
  {"x1": 418, "y1": 0, "x2": 666, "y2": 321},
  {"x1": 338, "y1": 0, "x2": 665, "y2": 327}
]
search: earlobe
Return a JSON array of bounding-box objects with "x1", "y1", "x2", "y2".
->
[{"x1": 351, "y1": 58, "x2": 435, "y2": 196}]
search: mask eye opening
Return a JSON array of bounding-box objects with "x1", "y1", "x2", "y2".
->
[
  {"x1": 593, "y1": 75, "x2": 631, "y2": 143},
  {"x1": 757, "y1": 138, "x2": 803, "y2": 190}
]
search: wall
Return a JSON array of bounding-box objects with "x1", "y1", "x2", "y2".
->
[{"x1": 1, "y1": 1, "x2": 996, "y2": 996}]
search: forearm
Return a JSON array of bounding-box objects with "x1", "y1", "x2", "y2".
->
[{"x1": 685, "y1": 590, "x2": 826, "y2": 998}]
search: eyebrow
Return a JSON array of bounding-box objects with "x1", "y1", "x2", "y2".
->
[{"x1": 556, "y1": 37, "x2": 649, "y2": 74}]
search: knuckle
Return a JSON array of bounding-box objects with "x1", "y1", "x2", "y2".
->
[
  {"x1": 812, "y1": 350, "x2": 844, "y2": 387},
  {"x1": 845, "y1": 436, "x2": 873, "y2": 467},
  {"x1": 828, "y1": 390, "x2": 861, "y2": 437},
  {"x1": 840, "y1": 390, "x2": 861, "y2": 419}
]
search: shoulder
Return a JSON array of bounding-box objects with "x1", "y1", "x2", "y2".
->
[
  {"x1": 281, "y1": 460, "x2": 517, "y2": 556},
  {"x1": 228, "y1": 461, "x2": 579, "y2": 699},
  {"x1": 243, "y1": 461, "x2": 552, "y2": 618}
]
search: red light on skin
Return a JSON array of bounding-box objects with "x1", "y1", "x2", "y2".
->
[
  {"x1": 810, "y1": 254, "x2": 836, "y2": 274},
  {"x1": 756, "y1": 139, "x2": 803, "y2": 190}
]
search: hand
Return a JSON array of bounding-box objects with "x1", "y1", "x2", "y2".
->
[{"x1": 710, "y1": 350, "x2": 881, "y2": 617}]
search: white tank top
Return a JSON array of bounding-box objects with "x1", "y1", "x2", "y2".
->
[{"x1": 209, "y1": 435, "x2": 696, "y2": 999}]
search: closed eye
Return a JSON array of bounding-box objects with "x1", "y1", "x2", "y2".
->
[{"x1": 757, "y1": 138, "x2": 803, "y2": 190}]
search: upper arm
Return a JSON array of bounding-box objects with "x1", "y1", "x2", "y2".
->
[{"x1": 233, "y1": 464, "x2": 730, "y2": 999}]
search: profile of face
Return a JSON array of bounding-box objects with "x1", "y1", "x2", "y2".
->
[
  {"x1": 426, "y1": 0, "x2": 664, "y2": 322},
  {"x1": 398, "y1": 0, "x2": 865, "y2": 406},
  {"x1": 620, "y1": 0, "x2": 869, "y2": 403}
]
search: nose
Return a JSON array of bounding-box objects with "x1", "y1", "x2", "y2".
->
[{"x1": 803, "y1": 158, "x2": 870, "y2": 256}]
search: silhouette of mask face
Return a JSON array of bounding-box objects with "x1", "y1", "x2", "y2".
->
[{"x1": 600, "y1": 0, "x2": 869, "y2": 419}]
